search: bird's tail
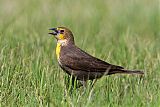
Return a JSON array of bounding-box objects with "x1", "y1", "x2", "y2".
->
[{"x1": 108, "y1": 69, "x2": 144, "y2": 75}]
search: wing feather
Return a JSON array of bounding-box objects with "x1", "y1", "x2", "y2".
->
[{"x1": 60, "y1": 45, "x2": 124, "y2": 72}]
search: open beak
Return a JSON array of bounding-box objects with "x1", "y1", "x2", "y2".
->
[{"x1": 48, "y1": 28, "x2": 58, "y2": 35}]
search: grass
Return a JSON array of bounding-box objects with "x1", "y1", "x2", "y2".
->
[{"x1": 0, "y1": 0, "x2": 160, "y2": 106}]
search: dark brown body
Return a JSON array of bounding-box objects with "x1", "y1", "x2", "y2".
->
[
  {"x1": 49, "y1": 27, "x2": 144, "y2": 84},
  {"x1": 58, "y1": 44, "x2": 143, "y2": 81}
]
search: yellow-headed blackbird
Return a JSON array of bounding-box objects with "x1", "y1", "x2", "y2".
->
[{"x1": 49, "y1": 27, "x2": 144, "y2": 85}]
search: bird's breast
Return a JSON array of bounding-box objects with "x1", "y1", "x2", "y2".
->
[{"x1": 56, "y1": 43, "x2": 61, "y2": 60}]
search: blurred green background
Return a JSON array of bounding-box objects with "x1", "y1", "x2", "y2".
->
[{"x1": 0, "y1": 0, "x2": 159, "y2": 107}]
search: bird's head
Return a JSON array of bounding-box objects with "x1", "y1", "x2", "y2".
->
[{"x1": 49, "y1": 27, "x2": 75, "y2": 45}]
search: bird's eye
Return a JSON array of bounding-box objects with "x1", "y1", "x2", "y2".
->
[{"x1": 60, "y1": 30, "x2": 64, "y2": 34}]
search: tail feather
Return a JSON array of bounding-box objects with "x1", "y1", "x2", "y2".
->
[{"x1": 108, "y1": 69, "x2": 144, "y2": 75}]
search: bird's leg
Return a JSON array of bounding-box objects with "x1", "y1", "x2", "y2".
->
[
  {"x1": 80, "y1": 80, "x2": 87, "y2": 88},
  {"x1": 64, "y1": 75, "x2": 70, "y2": 89},
  {"x1": 63, "y1": 76, "x2": 78, "y2": 102},
  {"x1": 63, "y1": 75, "x2": 75, "y2": 97},
  {"x1": 71, "y1": 76, "x2": 81, "y2": 89},
  {"x1": 78, "y1": 80, "x2": 87, "y2": 96},
  {"x1": 79, "y1": 79, "x2": 97, "y2": 89},
  {"x1": 91, "y1": 79, "x2": 97, "y2": 88}
]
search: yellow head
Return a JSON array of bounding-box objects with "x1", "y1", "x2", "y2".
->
[{"x1": 49, "y1": 27, "x2": 75, "y2": 45}]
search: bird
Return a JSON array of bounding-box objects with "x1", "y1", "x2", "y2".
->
[{"x1": 49, "y1": 27, "x2": 144, "y2": 87}]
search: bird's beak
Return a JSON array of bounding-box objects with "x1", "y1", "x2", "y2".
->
[{"x1": 48, "y1": 28, "x2": 58, "y2": 35}]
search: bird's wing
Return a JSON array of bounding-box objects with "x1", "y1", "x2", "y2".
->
[{"x1": 60, "y1": 46, "x2": 124, "y2": 72}]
